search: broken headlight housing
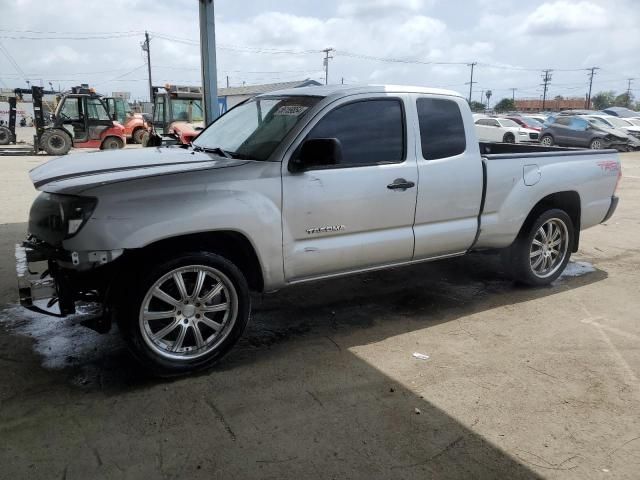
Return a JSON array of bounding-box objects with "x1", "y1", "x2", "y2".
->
[{"x1": 29, "y1": 193, "x2": 97, "y2": 244}]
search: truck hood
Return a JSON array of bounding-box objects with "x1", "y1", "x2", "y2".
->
[{"x1": 30, "y1": 146, "x2": 250, "y2": 192}]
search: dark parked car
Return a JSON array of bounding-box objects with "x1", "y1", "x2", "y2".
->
[
  {"x1": 540, "y1": 116, "x2": 630, "y2": 151},
  {"x1": 603, "y1": 106, "x2": 640, "y2": 118}
]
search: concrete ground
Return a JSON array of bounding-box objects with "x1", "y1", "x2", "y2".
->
[{"x1": 0, "y1": 148, "x2": 638, "y2": 479}]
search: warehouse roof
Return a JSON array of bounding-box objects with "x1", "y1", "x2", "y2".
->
[{"x1": 217, "y1": 79, "x2": 322, "y2": 97}]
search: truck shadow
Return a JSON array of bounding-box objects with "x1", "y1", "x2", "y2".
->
[{"x1": 0, "y1": 228, "x2": 606, "y2": 477}]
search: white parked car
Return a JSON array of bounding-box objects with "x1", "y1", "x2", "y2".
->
[
  {"x1": 583, "y1": 115, "x2": 640, "y2": 140},
  {"x1": 474, "y1": 117, "x2": 540, "y2": 143}
]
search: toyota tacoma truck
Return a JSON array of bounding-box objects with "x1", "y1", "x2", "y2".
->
[{"x1": 17, "y1": 85, "x2": 621, "y2": 375}]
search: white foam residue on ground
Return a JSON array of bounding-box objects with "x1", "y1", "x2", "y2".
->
[
  {"x1": 0, "y1": 304, "x2": 120, "y2": 369},
  {"x1": 560, "y1": 261, "x2": 596, "y2": 278}
]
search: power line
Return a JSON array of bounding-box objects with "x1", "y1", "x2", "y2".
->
[
  {"x1": 0, "y1": 33, "x2": 141, "y2": 40},
  {"x1": 0, "y1": 40, "x2": 26, "y2": 81}
]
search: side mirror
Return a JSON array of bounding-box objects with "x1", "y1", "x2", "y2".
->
[{"x1": 289, "y1": 138, "x2": 343, "y2": 173}]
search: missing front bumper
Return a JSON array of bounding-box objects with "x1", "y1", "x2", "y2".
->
[{"x1": 16, "y1": 243, "x2": 73, "y2": 317}]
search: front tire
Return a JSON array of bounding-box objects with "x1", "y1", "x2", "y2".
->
[
  {"x1": 118, "y1": 252, "x2": 250, "y2": 376},
  {"x1": 132, "y1": 128, "x2": 146, "y2": 144},
  {"x1": 0, "y1": 126, "x2": 12, "y2": 145},
  {"x1": 502, "y1": 209, "x2": 574, "y2": 286},
  {"x1": 41, "y1": 129, "x2": 72, "y2": 155},
  {"x1": 503, "y1": 132, "x2": 515, "y2": 143}
]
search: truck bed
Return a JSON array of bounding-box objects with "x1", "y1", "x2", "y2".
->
[{"x1": 474, "y1": 146, "x2": 620, "y2": 250}]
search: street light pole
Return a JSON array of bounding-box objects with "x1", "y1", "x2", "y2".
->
[{"x1": 199, "y1": 0, "x2": 219, "y2": 125}]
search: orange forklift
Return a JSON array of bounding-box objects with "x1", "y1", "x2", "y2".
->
[
  {"x1": 144, "y1": 84, "x2": 204, "y2": 146},
  {"x1": 104, "y1": 96, "x2": 150, "y2": 144},
  {"x1": 41, "y1": 85, "x2": 127, "y2": 155}
]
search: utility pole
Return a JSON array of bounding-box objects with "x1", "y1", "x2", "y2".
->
[
  {"x1": 585, "y1": 66, "x2": 599, "y2": 109},
  {"x1": 466, "y1": 62, "x2": 477, "y2": 103},
  {"x1": 199, "y1": 0, "x2": 219, "y2": 125},
  {"x1": 541, "y1": 69, "x2": 552, "y2": 110},
  {"x1": 480, "y1": 89, "x2": 484, "y2": 105},
  {"x1": 627, "y1": 78, "x2": 634, "y2": 107},
  {"x1": 322, "y1": 48, "x2": 334, "y2": 85},
  {"x1": 142, "y1": 31, "x2": 153, "y2": 103},
  {"x1": 510, "y1": 88, "x2": 517, "y2": 102},
  {"x1": 226, "y1": 75, "x2": 229, "y2": 88}
]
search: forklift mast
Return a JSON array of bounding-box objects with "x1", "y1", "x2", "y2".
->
[
  {"x1": 13, "y1": 86, "x2": 50, "y2": 142},
  {"x1": 7, "y1": 97, "x2": 16, "y2": 144}
]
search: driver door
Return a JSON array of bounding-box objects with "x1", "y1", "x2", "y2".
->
[
  {"x1": 281, "y1": 94, "x2": 418, "y2": 282},
  {"x1": 84, "y1": 97, "x2": 113, "y2": 141},
  {"x1": 153, "y1": 96, "x2": 166, "y2": 134},
  {"x1": 57, "y1": 96, "x2": 87, "y2": 142}
]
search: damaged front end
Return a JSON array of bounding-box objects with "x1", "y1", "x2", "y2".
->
[{"x1": 15, "y1": 237, "x2": 121, "y2": 333}]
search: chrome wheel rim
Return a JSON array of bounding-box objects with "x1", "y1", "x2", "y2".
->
[
  {"x1": 541, "y1": 136, "x2": 552, "y2": 146},
  {"x1": 591, "y1": 139, "x2": 602, "y2": 149},
  {"x1": 529, "y1": 218, "x2": 569, "y2": 278},
  {"x1": 139, "y1": 265, "x2": 238, "y2": 360}
]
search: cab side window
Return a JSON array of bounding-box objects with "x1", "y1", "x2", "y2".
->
[
  {"x1": 305, "y1": 99, "x2": 405, "y2": 167},
  {"x1": 59, "y1": 98, "x2": 81, "y2": 122},
  {"x1": 86, "y1": 98, "x2": 110, "y2": 121},
  {"x1": 417, "y1": 98, "x2": 466, "y2": 160}
]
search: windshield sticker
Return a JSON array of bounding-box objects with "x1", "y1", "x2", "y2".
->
[{"x1": 274, "y1": 105, "x2": 309, "y2": 116}]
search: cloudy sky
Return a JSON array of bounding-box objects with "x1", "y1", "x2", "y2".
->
[{"x1": 1, "y1": 0, "x2": 638, "y2": 104}]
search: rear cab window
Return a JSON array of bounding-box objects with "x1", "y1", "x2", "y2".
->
[{"x1": 416, "y1": 98, "x2": 466, "y2": 160}]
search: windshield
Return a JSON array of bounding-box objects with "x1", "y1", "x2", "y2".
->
[
  {"x1": 499, "y1": 119, "x2": 519, "y2": 128},
  {"x1": 193, "y1": 96, "x2": 321, "y2": 161},
  {"x1": 588, "y1": 117, "x2": 611, "y2": 128},
  {"x1": 606, "y1": 116, "x2": 631, "y2": 128},
  {"x1": 171, "y1": 98, "x2": 204, "y2": 122},
  {"x1": 588, "y1": 117, "x2": 612, "y2": 128}
]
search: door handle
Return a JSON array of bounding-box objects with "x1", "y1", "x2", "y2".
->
[{"x1": 387, "y1": 178, "x2": 415, "y2": 190}]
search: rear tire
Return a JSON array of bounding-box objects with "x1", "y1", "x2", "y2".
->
[
  {"x1": 540, "y1": 135, "x2": 554, "y2": 146},
  {"x1": 101, "y1": 136, "x2": 124, "y2": 150},
  {"x1": 117, "y1": 252, "x2": 250, "y2": 376},
  {"x1": 503, "y1": 132, "x2": 515, "y2": 143},
  {"x1": 132, "y1": 128, "x2": 146, "y2": 144},
  {"x1": 40, "y1": 129, "x2": 72, "y2": 155},
  {"x1": 0, "y1": 126, "x2": 12, "y2": 145},
  {"x1": 502, "y1": 209, "x2": 574, "y2": 286}
]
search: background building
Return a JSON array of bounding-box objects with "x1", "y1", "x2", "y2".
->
[
  {"x1": 515, "y1": 97, "x2": 586, "y2": 112},
  {"x1": 218, "y1": 79, "x2": 322, "y2": 110}
]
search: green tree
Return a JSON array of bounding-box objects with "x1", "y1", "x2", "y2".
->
[
  {"x1": 493, "y1": 98, "x2": 516, "y2": 112},
  {"x1": 614, "y1": 92, "x2": 635, "y2": 108},
  {"x1": 591, "y1": 91, "x2": 616, "y2": 110},
  {"x1": 469, "y1": 100, "x2": 486, "y2": 112}
]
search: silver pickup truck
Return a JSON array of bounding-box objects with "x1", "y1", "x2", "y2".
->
[{"x1": 17, "y1": 85, "x2": 621, "y2": 374}]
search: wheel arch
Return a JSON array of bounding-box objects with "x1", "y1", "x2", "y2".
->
[
  {"x1": 518, "y1": 191, "x2": 581, "y2": 252},
  {"x1": 124, "y1": 230, "x2": 265, "y2": 292}
]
